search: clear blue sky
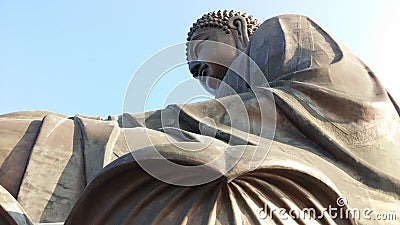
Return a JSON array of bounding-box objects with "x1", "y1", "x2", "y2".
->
[{"x1": 1, "y1": 1, "x2": 399, "y2": 118}]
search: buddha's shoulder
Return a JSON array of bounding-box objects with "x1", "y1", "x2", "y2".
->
[
  {"x1": 0, "y1": 110, "x2": 68, "y2": 120},
  {"x1": 0, "y1": 110, "x2": 112, "y2": 120},
  {"x1": 0, "y1": 111, "x2": 124, "y2": 164}
]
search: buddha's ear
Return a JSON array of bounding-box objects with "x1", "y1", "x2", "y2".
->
[{"x1": 228, "y1": 16, "x2": 249, "y2": 48}]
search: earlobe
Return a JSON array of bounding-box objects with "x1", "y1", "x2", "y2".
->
[{"x1": 227, "y1": 16, "x2": 249, "y2": 48}]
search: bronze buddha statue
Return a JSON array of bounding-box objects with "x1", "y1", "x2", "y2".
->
[{"x1": 0, "y1": 10, "x2": 399, "y2": 225}]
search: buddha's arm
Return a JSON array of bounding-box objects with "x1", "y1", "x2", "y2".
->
[
  {"x1": 0, "y1": 115, "x2": 41, "y2": 197},
  {"x1": 0, "y1": 184, "x2": 32, "y2": 225},
  {"x1": 0, "y1": 110, "x2": 198, "y2": 223}
]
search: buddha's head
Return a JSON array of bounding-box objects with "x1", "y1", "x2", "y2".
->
[{"x1": 186, "y1": 10, "x2": 260, "y2": 95}]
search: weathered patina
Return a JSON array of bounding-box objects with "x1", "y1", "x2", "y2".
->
[{"x1": 0, "y1": 11, "x2": 399, "y2": 225}]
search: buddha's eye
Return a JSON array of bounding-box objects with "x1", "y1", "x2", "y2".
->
[{"x1": 194, "y1": 37, "x2": 209, "y2": 56}]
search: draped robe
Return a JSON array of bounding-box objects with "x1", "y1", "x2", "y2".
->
[{"x1": 0, "y1": 14, "x2": 399, "y2": 225}]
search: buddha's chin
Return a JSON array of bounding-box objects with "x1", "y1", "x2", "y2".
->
[{"x1": 199, "y1": 76, "x2": 222, "y2": 96}]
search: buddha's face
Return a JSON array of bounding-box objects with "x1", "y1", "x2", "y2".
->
[{"x1": 187, "y1": 27, "x2": 239, "y2": 95}]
